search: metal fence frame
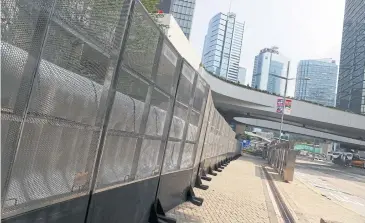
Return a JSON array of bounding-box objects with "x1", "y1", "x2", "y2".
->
[{"x1": 1, "y1": 0, "x2": 238, "y2": 220}]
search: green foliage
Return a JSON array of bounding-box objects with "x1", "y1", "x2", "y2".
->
[{"x1": 141, "y1": 0, "x2": 160, "y2": 13}]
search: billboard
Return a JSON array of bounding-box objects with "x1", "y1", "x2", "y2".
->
[{"x1": 277, "y1": 98, "x2": 292, "y2": 115}]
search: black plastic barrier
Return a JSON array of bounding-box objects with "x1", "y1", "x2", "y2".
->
[{"x1": 1, "y1": 0, "x2": 239, "y2": 222}]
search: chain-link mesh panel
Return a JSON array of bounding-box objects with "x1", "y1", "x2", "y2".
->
[
  {"x1": 1, "y1": 0, "x2": 57, "y2": 202},
  {"x1": 193, "y1": 90, "x2": 211, "y2": 167},
  {"x1": 176, "y1": 63, "x2": 195, "y2": 105},
  {"x1": 186, "y1": 110, "x2": 200, "y2": 142},
  {"x1": 122, "y1": 3, "x2": 160, "y2": 80},
  {"x1": 162, "y1": 141, "x2": 181, "y2": 173},
  {"x1": 27, "y1": 59, "x2": 103, "y2": 125},
  {"x1": 52, "y1": 0, "x2": 130, "y2": 55},
  {"x1": 97, "y1": 136, "x2": 137, "y2": 187},
  {"x1": 169, "y1": 102, "x2": 188, "y2": 139},
  {"x1": 111, "y1": 68, "x2": 148, "y2": 133},
  {"x1": 1, "y1": 0, "x2": 54, "y2": 53},
  {"x1": 95, "y1": 68, "x2": 148, "y2": 188},
  {"x1": 2, "y1": 0, "x2": 132, "y2": 216},
  {"x1": 192, "y1": 77, "x2": 207, "y2": 112},
  {"x1": 180, "y1": 143, "x2": 194, "y2": 169},
  {"x1": 1, "y1": 42, "x2": 31, "y2": 111},
  {"x1": 145, "y1": 89, "x2": 170, "y2": 136},
  {"x1": 135, "y1": 139, "x2": 161, "y2": 179},
  {"x1": 155, "y1": 42, "x2": 179, "y2": 95}
]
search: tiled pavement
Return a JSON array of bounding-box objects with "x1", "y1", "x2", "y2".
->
[
  {"x1": 166, "y1": 154, "x2": 365, "y2": 223},
  {"x1": 166, "y1": 155, "x2": 278, "y2": 223}
]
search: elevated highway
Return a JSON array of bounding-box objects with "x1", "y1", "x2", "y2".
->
[{"x1": 199, "y1": 68, "x2": 365, "y2": 148}]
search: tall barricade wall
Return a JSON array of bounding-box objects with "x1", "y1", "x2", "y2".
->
[{"x1": 1, "y1": 0, "x2": 239, "y2": 222}]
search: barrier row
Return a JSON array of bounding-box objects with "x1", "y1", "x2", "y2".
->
[
  {"x1": 267, "y1": 142, "x2": 297, "y2": 182},
  {"x1": 1, "y1": 0, "x2": 238, "y2": 222}
]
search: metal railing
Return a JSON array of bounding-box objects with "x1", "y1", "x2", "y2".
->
[{"x1": 267, "y1": 142, "x2": 297, "y2": 182}]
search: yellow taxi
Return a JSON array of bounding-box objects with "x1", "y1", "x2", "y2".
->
[{"x1": 351, "y1": 155, "x2": 365, "y2": 168}]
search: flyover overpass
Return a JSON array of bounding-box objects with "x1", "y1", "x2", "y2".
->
[
  {"x1": 235, "y1": 118, "x2": 365, "y2": 148},
  {"x1": 199, "y1": 68, "x2": 365, "y2": 148}
]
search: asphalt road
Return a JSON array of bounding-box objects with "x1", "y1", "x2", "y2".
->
[{"x1": 295, "y1": 158, "x2": 365, "y2": 218}]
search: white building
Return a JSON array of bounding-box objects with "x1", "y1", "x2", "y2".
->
[
  {"x1": 157, "y1": 14, "x2": 201, "y2": 70},
  {"x1": 251, "y1": 47, "x2": 289, "y2": 95}
]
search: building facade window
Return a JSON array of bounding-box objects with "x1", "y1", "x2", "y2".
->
[
  {"x1": 295, "y1": 59, "x2": 338, "y2": 106},
  {"x1": 337, "y1": 0, "x2": 365, "y2": 114},
  {"x1": 202, "y1": 12, "x2": 244, "y2": 82}
]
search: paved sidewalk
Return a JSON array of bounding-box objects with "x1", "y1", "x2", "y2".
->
[
  {"x1": 167, "y1": 155, "x2": 278, "y2": 223},
  {"x1": 265, "y1": 165, "x2": 365, "y2": 223}
]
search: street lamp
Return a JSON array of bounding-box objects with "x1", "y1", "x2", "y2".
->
[{"x1": 278, "y1": 61, "x2": 310, "y2": 142}]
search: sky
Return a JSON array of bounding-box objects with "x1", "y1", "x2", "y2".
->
[{"x1": 189, "y1": 0, "x2": 346, "y2": 96}]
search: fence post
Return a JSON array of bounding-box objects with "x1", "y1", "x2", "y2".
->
[
  {"x1": 176, "y1": 69, "x2": 198, "y2": 169},
  {"x1": 128, "y1": 34, "x2": 165, "y2": 181},
  {"x1": 83, "y1": 0, "x2": 137, "y2": 221}
]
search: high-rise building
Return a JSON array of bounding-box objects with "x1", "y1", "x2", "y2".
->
[
  {"x1": 337, "y1": 0, "x2": 365, "y2": 114},
  {"x1": 238, "y1": 67, "x2": 246, "y2": 84},
  {"x1": 158, "y1": 0, "x2": 196, "y2": 38},
  {"x1": 251, "y1": 47, "x2": 289, "y2": 95},
  {"x1": 202, "y1": 12, "x2": 245, "y2": 82},
  {"x1": 295, "y1": 59, "x2": 338, "y2": 107}
]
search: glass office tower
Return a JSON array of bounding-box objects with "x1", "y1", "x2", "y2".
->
[
  {"x1": 337, "y1": 0, "x2": 365, "y2": 114},
  {"x1": 158, "y1": 0, "x2": 196, "y2": 38},
  {"x1": 251, "y1": 47, "x2": 289, "y2": 95},
  {"x1": 295, "y1": 59, "x2": 338, "y2": 107},
  {"x1": 202, "y1": 12, "x2": 244, "y2": 82}
]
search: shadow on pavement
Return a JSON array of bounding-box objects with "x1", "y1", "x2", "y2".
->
[
  {"x1": 240, "y1": 154, "x2": 285, "y2": 183},
  {"x1": 265, "y1": 165, "x2": 286, "y2": 183}
]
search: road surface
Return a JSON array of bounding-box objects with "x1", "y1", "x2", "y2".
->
[{"x1": 295, "y1": 158, "x2": 365, "y2": 218}]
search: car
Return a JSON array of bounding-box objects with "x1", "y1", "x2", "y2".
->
[
  {"x1": 351, "y1": 155, "x2": 365, "y2": 168},
  {"x1": 314, "y1": 157, "x2": 323, "y2": 161}
]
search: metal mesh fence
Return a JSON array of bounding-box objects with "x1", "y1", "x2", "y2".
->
[
  {"x1": 201, "y1": 95, "x2": 237, "y2": 161},
  {"x1": 1, "y1": 0, "x2": 237, "y2": 218},
  {"x1": 1, "y1": 0, "x2": 133, "y2": 217},
  {"x1": 1, "y1": 0, "x2": 57, "y2": 204},
  {"x1": 95, "y1": 2, "x2": 169, "y2": 188}
]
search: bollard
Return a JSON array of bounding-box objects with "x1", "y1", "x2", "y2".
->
[{"x1": 282, "y1": 150, "x2": 296, "y2": 182}]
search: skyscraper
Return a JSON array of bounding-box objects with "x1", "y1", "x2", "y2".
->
[
  {"x1": 295, "y1": 59, "x2": 338, "y2": 107},
  {"x1": 202, "y1": 12, "x2": 245, "y2": 82},
  {"x1": 158, "y1": 0, "x2": 196, "y2": 38},
  {"x1": 337, "y1": 0, "x2": 365, "y2": 114},
  {"x1": 251, "y1": 47, "x2": 289, "y2": 95}
]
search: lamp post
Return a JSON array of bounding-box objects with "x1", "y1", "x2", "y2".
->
[{"x1": 278, "y1": 61, "x2": 310, "y2": 142}]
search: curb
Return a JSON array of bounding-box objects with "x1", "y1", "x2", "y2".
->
[
  {"x1": 262, "y1": 165, "x2": 298, "y2": 223},
  {"x1": 263, "y1": 165, "x2": 301, "y2": 223}
]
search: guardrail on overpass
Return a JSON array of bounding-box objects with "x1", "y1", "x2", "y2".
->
[{"x1": 1, "y1": 1, "x2": 239, "y2": 222}]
